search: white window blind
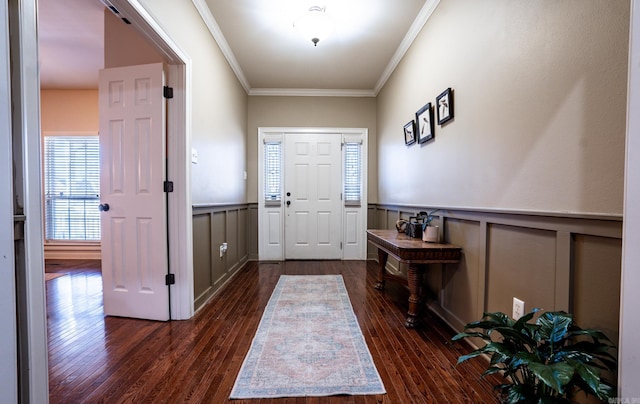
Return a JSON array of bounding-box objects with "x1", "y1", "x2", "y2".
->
[
  {"x1": 344, "y1": 142, "x2": 362, "y2": 206},
  {"x1": 44, "y1": 135, "x2": 101, "y2": 241},
  {"x1": 264, "y1": 141, "x2": 282, "y2": 206}
]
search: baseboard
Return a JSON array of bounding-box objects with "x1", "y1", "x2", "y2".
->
[{"x1": 44, "y1": 243, "x2": 101, "y2": 260}]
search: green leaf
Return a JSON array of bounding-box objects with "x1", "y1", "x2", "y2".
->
[
  {"x1": 511, "y1": 351, "x2": 539, "y2": 368},
  {"x1": 572, "y1": 361, "x2": 602, "y2": 397},
  {"x1": 451, "y1": 331, "x2": 488, "y2": 341},
  {"x1": 457, "y1": 342, "x2": 514, "y2": 366},
  {"x1": 482, "y1": 312, "x2": 514, "y2": 327},
  {"x1": 570, "y1": 328, "x2": 614, "y2": 343},
  {"x1": 529, "y1": 362, "x2": 574, "y2": 394},
  {"x1": 513, "y1": 308, "x2": 541, "y2": 330},
  {"x1": 481, "y1": 366, "x2": 504, "y2": 377},
  {"x1": 492, "y1": 326, "x2": 537, "y2": 345},
  {"x1": 463, "y1": 319, "x2": 506, "y2": 331},
  {"x1": 552, "y1": 349, "x2": 593, "y2": 365},
  {"x1": 456, "y1": 348, "x2": 487, "y2": 364},
  {"x1": 595, "y1": 382, "x2": 616, "y2": 401},
  {"x1": 503, "y1": 383, "x2": 535, "y2": 404},
  {"x1": 537, "y1": 311, "x2": 572, "y2": 343}
]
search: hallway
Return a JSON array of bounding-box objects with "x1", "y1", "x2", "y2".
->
[{"x1": 46, "y1": 259, "x2": 499, "y2": 403}]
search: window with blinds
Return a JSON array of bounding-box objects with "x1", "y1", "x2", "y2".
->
[
  {"x1": 264, "y1": 141, "x2": 282, "y2": 206},
  {"x1": 44, "y1": 135, "x2": 101, "y2": 241},
  {"x1": 344, "y1": 142, "x2": 362, "y2": 206}
]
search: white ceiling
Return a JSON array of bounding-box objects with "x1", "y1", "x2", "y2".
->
[
  {"x1": 38, "y1": 0, "x2": 104, "y2": 89},
  {"x1": 38, "y1": 0, "x2": 436, "y2": 95}
]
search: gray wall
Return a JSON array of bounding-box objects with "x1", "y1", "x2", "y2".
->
[
  {"x1": 369, "y1": 205, "x2": 622, "y2": 344},
  {"x1": 192, "y1": 204, "x2": 250, "y2": 311}
]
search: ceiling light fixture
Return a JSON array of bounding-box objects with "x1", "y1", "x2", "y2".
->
[{"x1": 293, "y1": 6, "x2": 334, "y2": 47}]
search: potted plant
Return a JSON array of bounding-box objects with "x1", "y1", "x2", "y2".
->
[
  {"x1": 452, "y1": 309, "x2": 617, "y2": 403},
  {"x1": 419, "y1": 209, "x2": 439, "y2": 242}
]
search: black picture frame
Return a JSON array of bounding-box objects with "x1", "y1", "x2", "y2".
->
[
  {"x1": 415, "y1": 102, "x2": 434, "y2": 143},
  {"x1": 436, "y1": 88, "x2": 454, "y2": 125},
  {"x1": 404, "y1": 120, "x2": 416, "y2": 145}
]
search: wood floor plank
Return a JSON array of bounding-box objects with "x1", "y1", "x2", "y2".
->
[{"x1": 47, "y1": 259, "x2": 500, "y2": 403}]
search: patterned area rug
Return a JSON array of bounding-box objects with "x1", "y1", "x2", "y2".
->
[{"x1": 230, "y1": 275, "x2": 386, "y2": 399}]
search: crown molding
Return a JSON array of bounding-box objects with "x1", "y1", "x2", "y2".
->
[
  {"x1": 373, "y1": 0, "x2": 440, "y2": 95},
  {"x1": 249, "y1": 88, "x2": 376, "y2": 97},
  {"x1": 191, "y1": 0, "x2": 251, "y2": 93}
]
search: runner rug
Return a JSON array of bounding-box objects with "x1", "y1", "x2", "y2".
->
[{"x1": 230, "y1": 275, "x2": 386, "y2": 399}]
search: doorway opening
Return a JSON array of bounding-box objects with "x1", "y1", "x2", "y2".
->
[{"x1": 37, "y1": 0, "x2": 192, "y2": 321}]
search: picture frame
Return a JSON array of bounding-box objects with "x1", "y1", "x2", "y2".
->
[
  {"x1": 415, "y1": 102, "x2": 434, "y2": 143},
  {"x1": 436, "y1": 88, "x2": 454, "y2": 125},
  {"x1": 404, "y1": 120, "x2": 416, "y2": 145}
]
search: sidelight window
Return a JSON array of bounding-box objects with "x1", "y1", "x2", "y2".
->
[
  {"x1": 344, "y1": 141, "x2": 362, "y2": 206},
  {"x1": 264, "y1": 141, "x2": 282, "y2": 206}
]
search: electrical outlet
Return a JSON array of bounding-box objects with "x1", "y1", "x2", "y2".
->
[
  {"x1": 219, "y1": 242, "x2": 228, "y2": 258},
  {"x1": 513, "y1": 297, "x2": 525, "y2": 320}
]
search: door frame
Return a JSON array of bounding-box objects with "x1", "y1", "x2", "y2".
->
[
  {"x1": 1, "y1": 1, "x2": 18, "y2": 401},
  {"x1": 108, "y1": 0, "x2": 193, "y2": 322},
  {"x1": 620, "y1": 0, "x2": 640, "y2": 396},
  {"x1": 12, "y1": 0, "x2": 193, "y2": 400},
  {"x1": 258, "y1": 127, "x2": 368, "y2": 261}
]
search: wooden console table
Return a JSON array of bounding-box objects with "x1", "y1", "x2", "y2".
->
[{"x1": 366, "y1": 229, "x2": 462, "y2": 328}]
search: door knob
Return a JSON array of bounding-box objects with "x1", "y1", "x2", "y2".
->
[
  {"x1": 99, "y1": 203, "x2": 110, "y2": 212},
  {"x1": 286, "y1": 192, "x2": 291, "y2": 197},
  {"x1": 286, "y1": 201, "x2": 291, "y2": 206}
]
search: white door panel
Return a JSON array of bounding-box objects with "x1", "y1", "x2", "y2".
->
[
  {"x1": 284, "y1": 133, "x2": 342, "y2": 259},
  {"x1": 99, "y1": 63, "x2": 169, "y2": 321}
]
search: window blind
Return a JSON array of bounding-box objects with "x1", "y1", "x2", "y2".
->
[
  {"x1": 264, "y1": 141, "x2": 282, "y2": 206},
  {"x1": 344, "y1": 142, "x2": 362, "y2": 206},
  {"x1": 44, "y1": 135, "x2": 101, "y2": 241}
]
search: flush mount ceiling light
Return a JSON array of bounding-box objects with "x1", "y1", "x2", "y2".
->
[{"x1": 293, "y1": 6, "x2": 334, "y2": 46}]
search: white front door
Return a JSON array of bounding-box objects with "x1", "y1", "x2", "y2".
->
[
  {"x1": 99, "y1": 63, "x2": 169, "y2": 321},
  {"x1": 284, "y1": 133, "x2": 342, "y2": 259}
]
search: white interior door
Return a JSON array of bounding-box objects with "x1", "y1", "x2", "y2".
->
[
  {"x1": 99, "y1": 62, "x2": 169, "y2": 321},
  {"x1": 284, "y1": 133, "x2": 342, "y2": 259}
]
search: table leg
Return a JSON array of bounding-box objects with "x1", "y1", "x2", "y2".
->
[
  {"x1": 374, "y1": 248, "x2": 389, "y2": 290},
  {"x1": 405, "y1": 263, "x2": 423, "y2": 328}
]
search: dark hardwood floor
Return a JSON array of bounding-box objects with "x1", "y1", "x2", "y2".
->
[{"x1": 45, "y1": 259, "x2": 500, "y2": 403}]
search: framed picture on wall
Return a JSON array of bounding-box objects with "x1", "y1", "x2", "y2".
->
[
  {"x1": 415, "y1": 102, "x2": 434, "y2": 143},
  {"x1": 436, "y1": 88, "x2": 454, "y2": 125},
  {"x1": 404, "y1": 120, "x2": 416, "y2": 145}
]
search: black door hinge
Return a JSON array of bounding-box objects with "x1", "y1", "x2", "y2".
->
[
  {"x1": 163, "y1": 86, "x2": 174, "y2": 99},
  {"x1": 164, "y1": 181, "x2": 174, "y2": 193},
  {"x1": 165, "y1": 273, "x2": 175, "y2": 285}
]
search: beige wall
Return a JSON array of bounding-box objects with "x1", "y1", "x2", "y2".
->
[
  {"x1": 377, "y1": 0, "x2": 629, "y2": 215},
  {"x1": 247, "y1": 96, "x2": 377, "y2": 203},
  {"x1": 104, "y1": 10, "x2": 164, "y2": 68},
  {"x1": 40, "y1": 89, "x2": 98, "y2": 133},
  {"x1": 139, "y1": 0, "x2": 248, "y2": 205}
]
